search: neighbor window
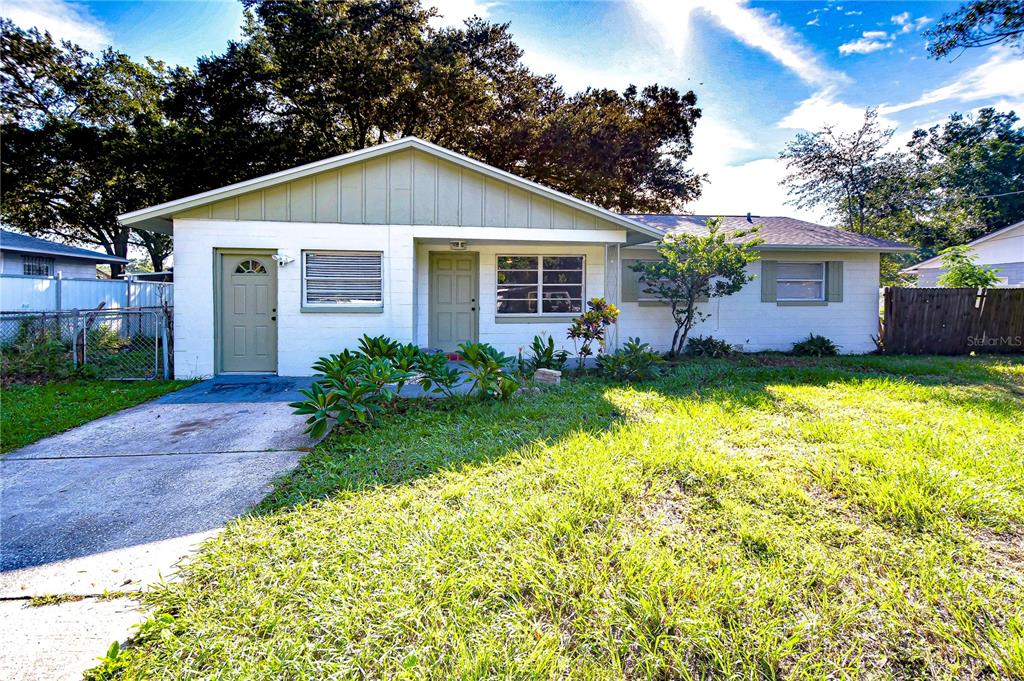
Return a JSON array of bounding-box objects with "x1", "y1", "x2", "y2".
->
[
  {"x1": 302, "y1": 251, "x2": 383, "y2": 308},
  {"x1": 776, "y1": 262, "x2": 825, "y2": 301},
  {"x1": 496, "y1": 255, "x2": 584, "y2": 315},
  {"x1": 22, "y1": 256, "x2": 54, "y2": 276}
]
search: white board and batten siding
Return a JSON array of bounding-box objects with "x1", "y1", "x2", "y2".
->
[
  {"x1": 618, "y1": 248, "x2": 881, "y2": 354},
  {"x1": 175, "y1": 148, "x2": 619, "y2": 232}
]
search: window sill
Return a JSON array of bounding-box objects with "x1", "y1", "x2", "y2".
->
[
  {"x1": 776, "y1": 300, "x2": 828, "y2": 307},
  {"x1": 494, "y1": 314, "x2": 577, "y2": 324},
  {"x1": 301, "y1": 305, "x2": 384, "y2": 313}
]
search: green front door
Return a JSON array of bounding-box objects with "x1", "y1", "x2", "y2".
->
[
  {"x1": 429, "y1": 252, "x2": 478, "y2": 351},
  {"x1": 219, "y1": 253, "x2": 278, "y2": 373}
]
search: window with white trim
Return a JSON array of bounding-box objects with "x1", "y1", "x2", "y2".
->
[
  {"x1": 302, "y1": 251, "x2": 383, "y2": 308},
  {"x1": 776, "y1": 262, "x2": 825, "y2": 301},
  {"x1": 496, "y1": 255, "x2": 584, "y2": 315},
  {"x1": 22, "y1": 256, "x2": 54, "y2": 276}
]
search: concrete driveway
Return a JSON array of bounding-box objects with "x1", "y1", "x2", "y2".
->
[{"x1": 1, "y1": 375, "x2": 315, "y2": 680}]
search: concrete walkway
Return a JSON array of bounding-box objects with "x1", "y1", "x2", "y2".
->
[{"x1": 1, "y1": 375, "x2": 315, "y2": 681}]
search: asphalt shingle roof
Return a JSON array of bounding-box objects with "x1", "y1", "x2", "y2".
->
[
  {"x1": 0, "y1": 229, "x2": 128, "y2": 263},
  {"x1": 623, "y1": 214, "x2": 912, "y2": 251}
]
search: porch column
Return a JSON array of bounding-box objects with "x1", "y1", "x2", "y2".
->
[{"x1": 604, "y1": 243, "x2": 621, "y2": 351}]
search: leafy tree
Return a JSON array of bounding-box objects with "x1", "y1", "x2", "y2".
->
[
  {"x1": 234, "y1": 0, "x2": 705, "y2": 211},
  {"x1": 935, "y1": 245, "x2": 1003, "y2": 287},
  {"x1": 926, "y1": 1, "x2": 1024, "y2": 57},
  {"x1": 0, "y1": 21, "x2": 172, "y2": 275},
  {"x1": 779, "y1": 109, "x2": 912, "y2": 236},
  {"x1": 631, "y1": 217, "x2": 761, "y2": 357},
  {"x1": 907, "y1": 108, "x2": 1024, "y2": 246}
]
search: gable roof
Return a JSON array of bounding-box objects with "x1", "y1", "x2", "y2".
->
[
  {"x1": 624, "y1": 214, "x2": 913, "y2": 252},
  {"x1": 119, "y1": 136, "x2": 662, "y2": 240},
  {"x1": 0, "y1": 229, "x2": 128, "y2": 264},
  {"x1": 902, "y1": 219, "x2": 1024, "y2": 272}
]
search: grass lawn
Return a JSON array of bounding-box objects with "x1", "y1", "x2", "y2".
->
[
  {"x1": 105, "y1": 355, "x2": 1022, "y2": 679},
  {"x1": 0, "y1": 380, "x2": 191, "y2": 453}
]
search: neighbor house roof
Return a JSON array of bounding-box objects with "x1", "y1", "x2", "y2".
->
[
  {"x1": 118, "y1": 136, "x2": 663, "y2": 240},
  {"x1": 0, "y1": 229, "x2": 128, "y2": 264},
  {"x1": 623, "y1": 214, "x2": 913, "y2": 252},
  {"x1": 901, "y1": 219, "x2": 1024, "y2": 273}
]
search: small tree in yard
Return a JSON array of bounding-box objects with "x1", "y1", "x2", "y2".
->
[
  {"x1": 936, "y1": 245, "x2": 1002, "y2": 287},
  {"x1": 632, "y1": 217, "x2": 761, "y2": 357}
]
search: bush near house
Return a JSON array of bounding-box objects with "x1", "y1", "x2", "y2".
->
[{"x1": 102, "y1": 354, "x2": 1024, "y2": 679}]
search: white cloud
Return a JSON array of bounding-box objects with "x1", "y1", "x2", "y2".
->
[
  {"x1": 838, "y1": 36, "x2": 893, "y2": 55},
  {"x1": 845, "y1": 10, "x2": 863, "y2": 16},
  {"x1": 428, "y1": 0, "x2": 495, "y2": 28},
  {"x1": 778, "y1": 88, "x2": 897, "y2": 132},
  {"x1": 688, "y1": 157, "x2": 827, "y2": 222},
  {"x1": 891, "y1": 11, "x2": 932, "y2": 34},
  {"x1": 891, "y1": 11, "x2": 910, "y2": 26},
  {"x1": 4, "y1": 0, "x2": 110, "y2": 51},
  {"x1": 631, "y1": 0, "x2": 844, "y2": 86},
  {"x1": 806, "y1": 16, "x2": 820, "y2": 27},
  {"x1": 862, "y1": 30, "x2": 891, "y2": 40},
  {"x1": 880, "y1": 49, "x2": 1024, "y2": 114}
]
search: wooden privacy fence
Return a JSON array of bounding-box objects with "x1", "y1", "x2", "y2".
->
[{"x1": 880, "y1": 287, "x2": 1024, "y2": 354}]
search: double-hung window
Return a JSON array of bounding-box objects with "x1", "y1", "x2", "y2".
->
[
  {"x1": 496, "y1": 255, "x2": 584, "y2": 315},
  {"x1": 23, "y1": 256, "x2": 54, "y2": 276},
  {"x1": 302, "y1": 251, "x2": 383, "y2": 310},
  {"x1": 776, "y1": 262, "x2": 825, "y2": 301}
]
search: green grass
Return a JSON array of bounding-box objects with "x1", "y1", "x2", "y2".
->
[
  {"x1": 0, "y1": 380, "x2": 191, "y2": 453},
  {"x1": 105, "y1": 356, "x2": 1023, "y2": 679}
]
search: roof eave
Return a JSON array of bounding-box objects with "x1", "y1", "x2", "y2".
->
[
  {"x1": 118, "y1": 137, "x2": 661, "y2": 240},
  {"x1": 0, "y1": 244, "x2": 129, "y2": 263}
]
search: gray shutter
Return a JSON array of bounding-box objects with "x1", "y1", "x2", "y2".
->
[
  {"x1": 760, "y1": 260, "x2": 777, "y2": 302},
  {"x1": 826, "y1": 261, "x2": 843, "y2": 302},
  {"x1": 621, "y1": 259, "x2": 640, "y2": 302}
]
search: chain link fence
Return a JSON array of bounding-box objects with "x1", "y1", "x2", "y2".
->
[{"x1": 0, "y1": 307, "x2": 172, "y2": 381}]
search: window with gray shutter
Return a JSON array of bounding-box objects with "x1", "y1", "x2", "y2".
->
[{"x1": 302, "y1": 251, "x2": 383, "y2": 307}]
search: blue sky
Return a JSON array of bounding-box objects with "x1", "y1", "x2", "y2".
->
[{"x1": 6, "y1": 0, "x2": 1023, "y2": 222}]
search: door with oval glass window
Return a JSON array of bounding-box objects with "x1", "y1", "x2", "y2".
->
[{"x1": 218, "y1": 252, "x2": 278, "y2": 373}]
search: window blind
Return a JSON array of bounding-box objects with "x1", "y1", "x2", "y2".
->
[{"x1": 303, "y1": 251, "x2": 383, "y2": 306}]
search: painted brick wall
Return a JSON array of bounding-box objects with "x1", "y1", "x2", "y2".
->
[
  {"x1": 172, "y1": 219, "x2": 415, "y2": 377},
  {"x1": 618, "y1": 249, "x2": 882, "y2": 354},
  {"x1": 414, "y1": 242, "x2": 606, "y2": 357}
]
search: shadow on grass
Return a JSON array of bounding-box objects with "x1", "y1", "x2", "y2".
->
[{"x1": 255, "y1": 354, "x2": 1023, "y2": 515}]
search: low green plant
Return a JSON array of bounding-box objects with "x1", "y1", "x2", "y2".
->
[
  {"x1": 596, "y1": 337, "x2": 663, "y2": 381},
  {"x1": 686, "y1": 335, "x2": 735, "y2": 358},
  {"x1": 567, "y1": 297, "x2": 620, "y2": 370},
  {"x1": 458, "y1": 341, "x2": 519, "y2": 400},
  {"x1": 312, "y1": 350, "x2": 365, "y2": 382},
  {"x1": 792, "y1": 333, "x2": 839, "y2": 357},
  {"x1": 0, "y1": 329, "x2": 78, "y2": 381},
  {"x1": 83, "y1": 641, "x2": 125, "y2": 680},
  {"x1": 527, "y1": 333, "x2": 569, "y2": 372},
  {"x1": 414, "y1": 351, "x2": 461, "y2": 397},
  {"x1": 358, "y1": 334, "x2": 401, "y2": 360},
  {"x1": 87, "y1": 324, "x2": 129, "y2": 354}
]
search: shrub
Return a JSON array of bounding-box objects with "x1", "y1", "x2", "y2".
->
[
  {"x1": 458, "y1": 341, "x2": 519, "y2": 400},
  {"x1": 527, "y1": 334, "x2": 569, "y2": 372},
  {"x1": 596, "y1": 337, "x2": 663, "y2": 381},
  {"x1": 686, "y1": 335, "x2": 735, "y2": 358},
  {"x1": 567, "y1": 297, "x2": 619, "y2": 369},
  {"x1": 0, "y1": 327, "x2": 78, "y2": 382},
  {"x1": 415, "y1": 351, "x2": 461, "y2": 398},
  {"x1": 792, "y1": 333, "x2": 839, "y2": 357},
  {"x1": 358, "y1": 334, "x2": 401, "y2": 360}
]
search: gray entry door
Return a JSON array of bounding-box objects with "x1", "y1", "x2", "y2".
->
[
  {"x1": 429, "y1": 252, "x2": 478, "y2": 350},
  {"x1": 219, "y1": 253, "x2": 278, "y2": 373}
]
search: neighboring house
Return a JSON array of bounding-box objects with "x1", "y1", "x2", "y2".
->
[
  {"x1": 119, "y1": 137, "x2": 911, "y2": 378},
  {"x1": 901, "y1": 220, "x2": 1024, "y2": 287},
  {"x1": 0, "y1": 229, "x2": 128, "y2": 279}
]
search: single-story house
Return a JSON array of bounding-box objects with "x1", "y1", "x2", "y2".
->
[
  {"x1": 901, "y1": 220, "x2": 1024, "y2": 287},
  {"x1": 119, "y1": 137, "x2": 910, "y2": 378},
  {"x1": 0, "y1": 229, "x2": 128, "y2": 279}
]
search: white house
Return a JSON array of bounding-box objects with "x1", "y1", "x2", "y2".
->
[
  {"x1": 0, "y1": 229, "x2": 128, "y2": 279},
  {"x1": 119, "y1": 137, "x2": 911, "y2": 378},
  {"x1": 901, "y1": 220, "x2": 1024, "y2": 287}
]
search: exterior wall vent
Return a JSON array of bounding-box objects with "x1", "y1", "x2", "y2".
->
[{"x1": 449, "y1": 241, "x2": 467, "y2": 251}]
